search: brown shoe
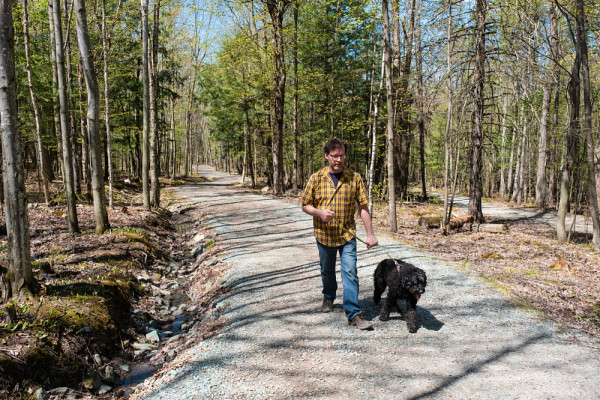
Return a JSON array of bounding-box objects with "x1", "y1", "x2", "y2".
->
[
  {"x1": 321, "y1": 297, "x2": 334, "y2": 313},
  {"x1": 348, "y1": 314, "x2": 373, "y2": 330}
]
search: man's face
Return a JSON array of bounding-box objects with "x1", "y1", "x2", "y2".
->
[{"x1": 325, "y1": 147, "x2": 346, "y2": 173}]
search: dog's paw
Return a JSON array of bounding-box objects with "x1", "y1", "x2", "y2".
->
[
  {"x1": 379, "y1": 314, "x2": 390, "y2": 322},
  {"x1": 408, "y1": 325, "x2": 418, "y2": 333}
]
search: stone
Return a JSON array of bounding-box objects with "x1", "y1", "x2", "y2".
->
[
  {"x1": 191, "y1": 233, "x2": 205, "y2": 245},
  {"x1": 132, "y1": 342, "x2": 156, "y2": 351},
  {"x1": 97, "y1": 385, "x2": 112, "y2": 395},
  {"x1": 34, "y1": 387, "x2": 49, "y2": 400},
  {"x1": 105, "y1": 365, "x2": 115, "y2": 384},
  {"x1": 82, "y1": 370, "x2": 102, "y2": 391},
  {"x1": 146, "y1": 330, "x2": 161, "y2": 343},
  {"x1": 93, "y1": 353, "x2": 102, "y2": 366},
  {"x1": 120, "y1": 364, "x2": 130, "y2": 373}
]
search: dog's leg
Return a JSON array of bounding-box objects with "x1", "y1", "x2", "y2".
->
[
  {"x1": 379, "y1": 293, "x2": 396, "y2": 321},
  {"x1": 373, "y1": 264, "x2": 387, "y2": 305},
  {"x1": 406, "y1": 298, "x2": 418, "y2": 333}
]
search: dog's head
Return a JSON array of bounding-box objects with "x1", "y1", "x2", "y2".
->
[{"x1": 402, "y1": 265, "x2": 427, "y2": 300}]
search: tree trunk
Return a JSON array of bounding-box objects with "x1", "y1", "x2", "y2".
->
[
  {"x1": 78, "y1": 61, "x2": 91, "y2": 196},
  {"x1": 51, "y1": 0, "x2": 79, "y2": 233},
  {"x1": 74, "y1": 0, "x2": 110, "y2": 233},
  {"x1": 292, "y1": 0, "x2": 298, "y2": 191},
  {"x1": 101, "y1": 0, "x2": 113, "y2": 208},
  {"x1": 443, "y1": 0, "x2": 453, "y2": 230},
  {"x1": 382, "y1": 0, "x2": 397, "y2": 231},
  {"x1": 22, "y1": 0, "x2": 50, "y2": 204},
  {"x1": 368, "y1": 48, "x2": 385, "y2": 215},
  {"x1": 394, "y1": 0, "x2": 416, "y2": 197},
  {"x1": 64, "y1": 0, "x2": 81, "y2": 196},
  {"x1": 141, "y1": 0, "x2": 150, "y2": 209},
  {"x1": 468, "y1": 0, "x2": 486, "y2": 223},
  {"x1": 499, "y1": 95, "x2": 508, "y2": 198},
  {"x1": 557, "y1": 38, "x2": 580, "y2": 244},
  {"x1": 0, "y1": 0, "x2": 35, "y2": 299},
  {"x1": 415, "y1": 0, "x2": 426, "y2": 200},
  {"x1": 576, "y1": 0, "x2": 600, "y2": 250},
  {"x1": 266, "y1": 0, "x2": 289, "y2": 196},
  {"x1": 150, "y1": 0, "x2": 160, "y2": 207}
]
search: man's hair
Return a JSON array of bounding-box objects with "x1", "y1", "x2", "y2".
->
[{"x1": 324, "y1": 138, "x2": 347, "y2": 154}]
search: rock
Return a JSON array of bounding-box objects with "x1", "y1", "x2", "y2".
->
[
  {"x1": 166, "y1": 335, "x2": 181, "y2": 344},
  {"x1": 146, "y1": 330, "x2": 161, "y2": 343},
  {"x1": 191, "y1": 233, "x2": 205, "y2": 245},
  {"x1": 82, "y1": 370, "x2": 102, "y2": 391},
  {"x1": 98, "y1": 385, "x2": 112, "y2": 395},
  {"x1": 93, "y1": 353, "x2": 102, "y2": 366},
  {"x1": 192, "y1": 245, "x2": 205, "y2": 258},
  {"x1": 35, "y1": 387, "x2": 49, "y2": 400},
  {"x1": 76, "y1": 326, "x2": 92, "y2": 334},
  {"x1": 137, "y1": 270, "x2": 151, "y2": 281},
  {"x1": 186, "y1": 305, "x2": 199, "y2": 314},
  {"x1": 48, "y1": 387, "x2": 77, "y2": 400},
  {"x1": 180, "y1": 323, "x2": 190, "y2": 331},
  {"x1": 132, "y1": 342, "x2": 156, "y2": 351},
  {"x1": 261, "y1": 186, "x2": 271, "y2": 193},
  {"x1": 120, "y1": 364, "x2": 130, "y2": 372},
  {"x1": 105, "y1": 365, "x2": 115, "y2": 384}
]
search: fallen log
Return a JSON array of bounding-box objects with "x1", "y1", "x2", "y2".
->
[
  {"x1": 418, "y1": 216, "x2": 441, "y2": 229},
  {"x1": 473, "y1": 223, "x2": 508, "y2": 233},
  {"x1": 448, "y1": 215, "x2": 473, "y2": 230}
]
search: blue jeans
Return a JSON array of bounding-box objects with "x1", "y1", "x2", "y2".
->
[{"x1": 316, "y1": 238, "x2": 360, "y2": 320}]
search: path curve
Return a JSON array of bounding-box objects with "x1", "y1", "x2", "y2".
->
[
  {"x1": 140, "y1": 166, "x2": 600, "y2": 399},
  {"x1": 436, "y1": 193, "x2": 593, "y2": 234}
]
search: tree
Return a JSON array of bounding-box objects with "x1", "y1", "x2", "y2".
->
[
  {"x1": 74, "y1": 0, "x2": 110, "y2": 233},
  {"x1": 150, "y1": 0, "x2": 161, "y2": 207},
  {"x1": 51, "y1": 0, "x2": 79, "y2": 234},
  {"x1": 468, "y1": 0, "x2": 486, "y2": 223},
  {"x1": 382, "y1": 0, "x2": 397, "y2": 231},
  {"x1": 141, "y1": 0, "x2": 151, "y2": 209},
  {"x1": 0, "y1": 0, "x2": 35, "y2": 299},
  {"x1": 22, "y1": 0, "x2": 51, "y2": 205},
  {"x1": 101, "y1": 0, "x2": 114, "y2": 208},
  {"x1": 575, "y1": 0, "x2": 600, "y2": 249},
  {"x1": 265, "y1": 0, "x2": 291, "y2": 196}
]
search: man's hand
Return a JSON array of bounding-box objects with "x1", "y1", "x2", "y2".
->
[
  {"x1": 365, "y1": 234, "x2": 378, "y2": 250},
  {"x1": 320, "y1": 209, "x2": 335, "y2": 224}
]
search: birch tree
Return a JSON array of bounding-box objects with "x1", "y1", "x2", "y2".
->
[
  {"x1": 0, "y1": 0, "x2": 35, "y2": 299},
  {"x1": 74, "y1": 0, "x2": 110, "y2": 233}
]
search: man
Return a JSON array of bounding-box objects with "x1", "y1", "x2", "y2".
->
[{"x1": 301, "y1": 138, "x2": 378, "y2": 330}]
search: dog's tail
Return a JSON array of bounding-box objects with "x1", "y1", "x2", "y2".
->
[{"x1": 373, "y1": 261, "x2": 387, "y2": 305}]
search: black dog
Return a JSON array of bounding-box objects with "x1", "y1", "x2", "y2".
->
[{"x1": 374, "y1": 259, "x2": 427, "y2": 333}]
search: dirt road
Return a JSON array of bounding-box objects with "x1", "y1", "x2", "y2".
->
[{"x1": 139, "y1": 166, "x2": 600, "y2": 399}]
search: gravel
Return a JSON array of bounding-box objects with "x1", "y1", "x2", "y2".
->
[{"x1": 137, "y1": 166, "x2": 600, "y2": 399}]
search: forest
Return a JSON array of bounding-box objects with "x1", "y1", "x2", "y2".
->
[
  {"x1": 1, "y1": 0, "x2": 600, "y2": 298},
  {"x1": 0, "y1": 0, "x2": 600, "y2": 396}
]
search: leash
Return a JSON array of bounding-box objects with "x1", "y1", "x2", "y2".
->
[
  {"x1": 323, "y1": 173, "x2": 397, "y2": 262},
  {"x1": 330, "y1": 218, "x2": 397, "y2": 261}
]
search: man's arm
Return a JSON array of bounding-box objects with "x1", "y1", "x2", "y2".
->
[
  {"x1": 302, "y1": 204, "x2": 335, "y2": 224},
  {"x1": 358, "y1": 204, "x2": 378, "y2": 249}
]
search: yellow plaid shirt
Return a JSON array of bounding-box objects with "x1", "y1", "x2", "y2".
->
[{"x1": 301, "y1": 166, "x2": 369, "y2": 247}]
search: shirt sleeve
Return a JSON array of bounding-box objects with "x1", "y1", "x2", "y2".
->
[
  {"x1": 301, "y1": 174, "x2": 316, "y2": 205},
  {"x1": 356, "y1": 173, "x2": 369, "y2": 206}
]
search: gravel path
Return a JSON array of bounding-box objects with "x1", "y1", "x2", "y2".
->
[{"x1": 140, "y1": 166, "x2": 600, "y2": 399}]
